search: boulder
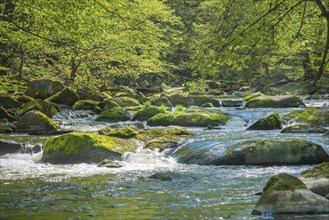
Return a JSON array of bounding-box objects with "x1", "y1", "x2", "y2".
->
[
  {"x1": 245, "y1": 95, "x2": 305, "y2": 108},
  {"x1": 282, "y1": 108, "x2": 329, "y2": 127},
  {"x1": 281, "y1": 123, "x2": 328, "y2": 133},
  {"x1": 41, "y1": 132, "x2": 140, "y2": 164},
  {"x1": 212, "y1": 139, "x2": 329, "y2": 165},
  {"x1": 242, "y1": 92, "x2": 264, "y2": 101},
  {"x1": 133, "y1": 105, "x2": 167, "y2": 121},
  {"x1": 247, "y1": 112, "x2": 282, "y2": 130},
  {"x1": 0, "y1": 106, "x2": 15, "y2": 121},
  {"x1": 98, "y1": 99, "x2": 120, "y2": 110},
  {"x1": 112, "y1": 96, "x2": 140, "y2": 107},
  {"x1": 252, "y1": 173, "x2": 329, "y2": 215},
  {"x1": 96, "y1": 107, "x2": 131, "y2": 122},
  {"x1": 16, "y1": 110, "x2": 59, "y2": 133},
  {"x1": 0, "y1": 139, "x2": 21, "y2": 155},
  {"x1": 0, "y1": 96, "x2": 21, "y2": 108},
  {"x1": 16, "y1": 95, "x2": 34, "y2": 103},
  {"x1": 47, "y1": 88, "x2": 79, "y2": 106},
  {"x1": 136, "y1": 126, "x2": 194, "y2": 152},
  {"x1": 151, "y1": 95, "x2": 173, "y2": 107},
  {"x1": 18, "y1": 99, "x2": 58, "y2": 118},
  {"x1": 147, "y1": 108, "x2": 229, "y2": 127},
  {"x1": 98, "y1": 126, "x2": 139, "y2": 138},
  {"x1": 300, "y1": 162, "x2": 329, "y2": 197},
  {"x1": 73, "y1": 100, "x2": 100, "y2": 110},
  {"x1": 25, "y1": 79, "x2": 64, "y2": 99},
  {"x1": 256, "y1": 73, "x2": 289, "y2": 86},
  {"x1": 221, "y1": 100, "x2": 243, "y2": 107},
  {"x1": 166, "y1": 93, "x2": 219, "y2": 107}
]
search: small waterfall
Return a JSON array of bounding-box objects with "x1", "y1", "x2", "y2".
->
[{"x1": 21, "y1": 143, "x2": 44, "y2": 154}]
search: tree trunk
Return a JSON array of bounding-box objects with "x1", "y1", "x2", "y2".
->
[
  {"x1": 70, "y1": 55, "x2": 81, "y2": 81},
  {"x1": 313, "y1": 0, "x2": 329, "y2": 82},
  {"x1": 18, "y1": 44, "x2": 24, "y2": 80}
]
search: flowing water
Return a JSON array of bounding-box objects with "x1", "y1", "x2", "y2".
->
[{"x1": 1, "y1": 99, "x2": 328, "y2": 220}]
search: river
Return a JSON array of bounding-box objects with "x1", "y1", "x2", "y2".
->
[{"x1": 1, "y1": 98, "x2": 328, "y2": 219}]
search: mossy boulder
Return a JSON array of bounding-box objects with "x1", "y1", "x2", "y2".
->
[
  {"x1": 0, "y1": 96, "x2": 21, "y2": 108},
  {"x1": 151, "y1": 95, "x2": 173, "y2": 107},
  {"x1": 16, "y1": 95, "x2": 34, "y2": 103},
  {"x1": 112, "y1": 96, "x2": 140, "y2": 107},
  {"x1": 16, "y1": 110, "x2": 59, "y2": 133},
  {"x1": 245, "y1": 95, "x2": 305, "y2": 108},
  {"x1": 247, "y1": 112, "x2": 282, "y2": 130},
  {"x1": 0, "y1": 106, "x2": 15, "y2": 122},
  {"x1": 96, "y1": 107, "x2": 130, "y2": 122},
  {"x1": 136, "y1": 126, "x2": 194, "y2": 152},
  {"x1": 133, "y1": 105, "x2": 167, "y2": 121},
  {"x1": 147, "y1": 108, "x2": 229, "y2": 127},
  {"x1": 25, "y1": 79, "x2": 64, "y2": 99},
  {"x1": 281, "y1": 123, "x2": 328, "y2": 133},
  {"x1": 98, "y1": 126, "x2": 139, "y2": 138},
  {"x1": 18, "y1": 99, "x2": 58, "y2": 118},
  {"x1": 166, "y1": 93, "x2": 218, "y2": 107},
  {"x1": 282, "y1": 108, "x2": 329, "y2": 126},
  {"x1": 98, "y1": 99, "x2": 120, "y2": 110},
  {"x1": 242, "y1": 92, "x2": 264, "y2": 101},
  {"x1": 47, "y1": 87, "x2": 79, "y2": 106},
  {"x1": 252, "y1": 173, "x2": 329, "y2": 215},
  {"x1": 300, "y1": 162, "x2": 329, "y2": 197},
  {"x1": 212, "y1": 139, "x2": 329, "y2": 165},
  {"x1": 73, "y1": 100, "x2": 100, "y2": 110},
  {"x1": 41, "y1": 132, "x2": 139, "y2": 164}
]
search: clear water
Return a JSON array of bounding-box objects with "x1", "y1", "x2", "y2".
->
[{"x1": 1, "y1": 98, "x2": 328, "y2": 219}]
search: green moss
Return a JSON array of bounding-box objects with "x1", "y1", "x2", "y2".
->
[
  {"x1": 113, "y1": 96, "x2": 140, "y2": 107},
  {"x1": 136, "y1": 127, "x2": 193, "y2": 142},
  {"x1": 242, "y1": 92, "x2": 264, "y2": 101},
  {"x1": 301, "y1": 162, "x2": 329, "y2": 179},
  {"x1": 98, "y1": 126, "x2": 139, "y2": 138},
  {"x1": 96, "y1": 107, "x2": 130, "y2": 122},
  {"x1": 248, "y1": 112, "x2": 282, "y2": 130},
  {"x1": 283, "y1": 108, "x2": 329, "y2": 126},
  {"x1": 134, "y1": 105, "x2": 167, "y2": 121},
  {"x1": 16, "y1": 110, "x2": 59, "y2": 132},
  {"x1": 245, "y1": 95, "x2": 304, "y2": 108},
  {"x1": 263, "y1": 173, "x2": 307, "y2": 193},
  {"x1": 98, "y1": 99, "x2": 120, "y2": 110},
  {"x1": 19, "y1": 99, "x2": 58, "y2": 118},
  {"x1": 43, "y1": 132, "x2": 133, "y2": 156},
  {"x1": 46, "y1": 87, "x2": 79, "y2": 106},
  {"x1": 73, "y1": 100, "x2": 100, "y2": 110},
  {"x1": 147, "y1": 110, "x2": 229, "y2": 127}
]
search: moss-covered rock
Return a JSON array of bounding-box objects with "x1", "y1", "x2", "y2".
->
[
  {"x1": 245, "y1": 95, "x2": 305, "y2": 108},
  {"x1": 25, "y1": 78, "x2": 64, "y2": 99},
  {"x1": 16, "y1": 110, "x2": 59, "y2": 133},
  {"x1": 281, "y1": 123, "x2": 328, "y2": 133},
  {"x1": 0, "y1": 106, "x2": 15, "y2": 122},
  {"x1": 98, "y1": 98, "x2": 120, "y2": 110},
  {"x1": 252, "y1": 173, "x2": 329, "y2": 215},
  {"x1": 73, "y1": 100, "x2": 100, "y2": 110},
  {"x1": 300, "y1": 162, "x2": 329, "y2": 197},
  {"x1": 242, "y1": 92, "x2": 264, "y2": 101},
  {"x1": 47, "y1": 87, "x2": 79, "y2": 106},
  {"x1": 0, "y1": 96, "x2": 21, "y2": 108},
  {"x1": 41, "y1": 132, "x2": 139, "y2": 164},
  {"x1": 147, "y1": 108, "x2": 229, "y2": 127},
  {"x1": 96, "y1": 107, "x2": 130, "y2": 122},
  {"x1": 16, "y1": 95, "x2": 34, "y2": 103},
  {"x1": 136, "y1": 127, "x2": 194, "y2": 152},
  {"x1": 212, "y1": 139, "x2": 329, "y2": 165},
  {"x1": 112, "y1": 96, "x2": 140, "y2": 107},
  {"x1": 151, "y1": 95, "x2": 173, "y2": 107},
  {"x1": 18, "y1": 99, "x2": 58, "y2": 118},
  {"x1": 221, "y1": 99, "x2": 243, "y2": 107},
  {"x1": 247, "y1": 112, "x2": 282, "y2": 130},
  {"x1": 282, "y1": 108, "x2": 329, "y2": 126},
  {"x1": 98, "y1": 126, "x2": 139, "y2": 138},
  {"x1": 0, "y1": 139, "x2": 21, "y2": 155},
  {"x1": 166, "y1": 93, "x2": 217, "y2": 107},
  {"x1": 133, "y1": 105, "x2": 167, "y2": 121}
]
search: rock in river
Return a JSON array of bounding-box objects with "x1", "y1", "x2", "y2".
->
[
  {"x1": 252, "y1": 173, "x2": 329, "y2": 215},
  {"x1": 247, "y1": 112, "x2": 282, "y2": 130},
  {"x1": 245, "y1": 95, "x2": 305, "y2": 108}
]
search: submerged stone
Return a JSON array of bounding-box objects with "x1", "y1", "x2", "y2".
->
[
  {"x1": 97, "y1": 159, "x2": 123, "y2": 168},
  {"x1": 252, "y1": 173, "x2": 329, "y2": 215},
  {"x1": 149, "y1": 171, "x2": 196, "y2": 181}
]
